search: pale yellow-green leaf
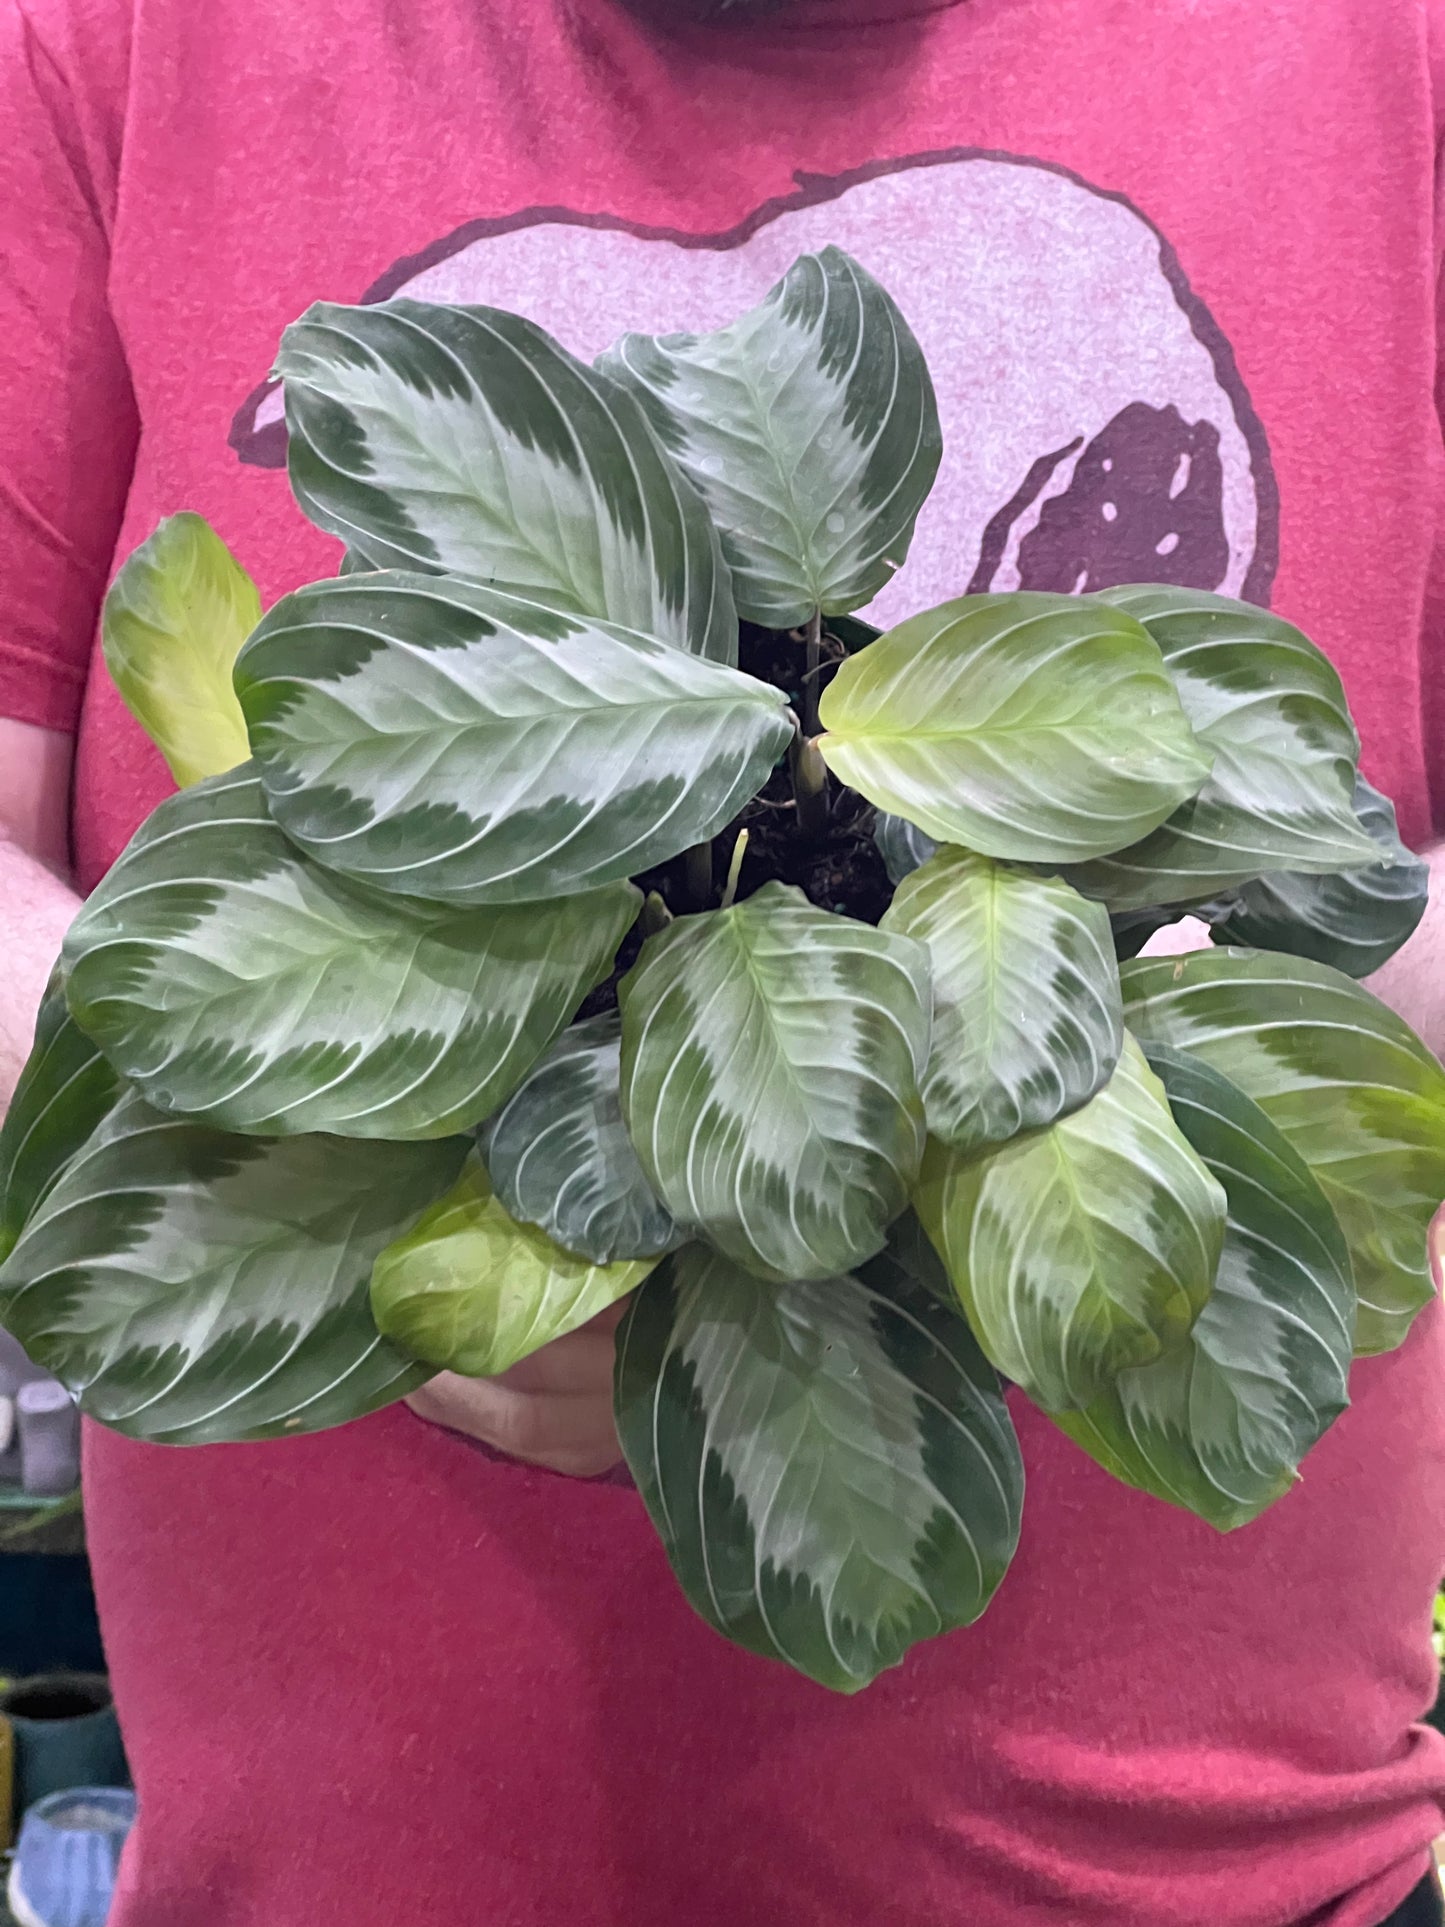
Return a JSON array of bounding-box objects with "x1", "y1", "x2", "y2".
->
[
  {"x1": 816, "y1": 594, "x2": 1210, "y2": 864},
  {"x1": 102, "y1": 513, "x2": 259, "y2": 787},
  {"x1": 370, "y1": 1158, "x2": 655, "y2": 1378}
]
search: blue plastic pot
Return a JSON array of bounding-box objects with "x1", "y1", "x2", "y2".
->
[{"x1": 7, "y1": 1786, "x2": 136, "y2": 1927}]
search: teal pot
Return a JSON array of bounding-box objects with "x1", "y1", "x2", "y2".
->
[{"x1": 0, "y1": 1675, "x2": 128, "y2": 1823}]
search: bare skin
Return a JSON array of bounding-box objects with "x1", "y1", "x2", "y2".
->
[{"x1": 2, "y1": 715, "x2": 1442, "y2": 1476}]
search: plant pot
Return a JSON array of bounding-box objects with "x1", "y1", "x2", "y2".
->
[
  {"x1": 7, "y1": 1786, "x2": 136, "y2": 1927},
  {"x1": 0, "y1": 1674, "x2": 128, "y2": 1825}
]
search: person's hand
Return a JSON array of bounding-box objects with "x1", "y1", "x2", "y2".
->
[{"x1": 404, "y1": 1299, "x2": 629, "y2": 1478}]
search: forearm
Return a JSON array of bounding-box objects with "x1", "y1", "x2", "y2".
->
[
  {"x1": 0, "y1": 835, "x2": 79, "y2": 1111},
  {"x1": 0, "y1": 719, "x2": 81, "y2": 1113},
  {"x1": 1365, "y1": 841, "x2": 1445, "y2": 1060}
]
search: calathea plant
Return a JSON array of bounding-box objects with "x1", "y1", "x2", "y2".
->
[{"x1": 1, "y1": 249, "x2": 1442, "y2": 1693}]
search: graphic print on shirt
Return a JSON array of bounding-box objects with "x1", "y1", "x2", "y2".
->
[{"x1": 230, "y1": 149, "x2": 1279, "y2": 619}]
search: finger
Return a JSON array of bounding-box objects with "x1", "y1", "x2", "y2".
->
[
  {"x1": 493, "y1": 1322, "x2": 622, "y2": 1398},
  {"x1": 406, "y1": 1375, "x2": 621, "y2": 1477},
  {"x1": 587, "y1": 1295, "x2": 633, "y2": 1336}
]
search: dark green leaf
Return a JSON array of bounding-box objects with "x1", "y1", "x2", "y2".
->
[
  {"x1": 599, "y1": 248, "x2": 941, "y2": 627},
  {"x1": 881, "y1": 849, "x2": 1122, "y2": 1152},
  {"x1": 1057, "y1": 1045, "x2": 1354, "y2": 1529},
  {"x1": 614, "y1": 1235, "x2": 1023, "y2": 1692},
  {"x1": 0, "y1": 1092, "x2": 467, "y2": 1444},
  {"x1": 618, "y1": 882, "x2": 931, "y2": 1282},
  {"x1": 0, "y1": 973, "x2": 122, "y2": 1263},
  {"x1": 873, "y1": 812, "x2": 938, "y2": 886},
  {"x1": 277, "y1": 297, "x2": 738, "y2": 662},
  {"x1": 1068, "y1": 588, "x2": 1378, "y2": 907},
  {"x1": 1121, "y1": 947, "x2": 1445, "y2": 1354},
  {"x1": 486, "y1": 1013, "x2": 681, "y2": 1264},
  {"x1": 1204, "y1": 775, "x2": 1428, "y2": 977},
  {"x1": 236, "y1": 574, "x2": 790, "y2": 905},
  {"x1": 62, "y1": 768, "x2": 639, "y2": 1140}
]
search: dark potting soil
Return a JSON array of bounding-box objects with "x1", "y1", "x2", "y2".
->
[{"x1": 577, "y1": 620, "x2": 896, "y2": 1018}]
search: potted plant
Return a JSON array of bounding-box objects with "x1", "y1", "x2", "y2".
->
[{"x1": 1, "y1": 249, "x2": 1442, "y2": 1693}]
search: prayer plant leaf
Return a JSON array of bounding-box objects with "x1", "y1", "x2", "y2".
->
[
  {"x1": 62, "y1": 767, "x2": 639, "y2": 1141},
  {"x1": 915, "y1": 1033, "x2": 1227, "y2": 1412},
  {"x1": 1056, "y1": 1045, "x2": 1355, "y2": 1530},
  {"x1": 276, "y1": 296, "x2": 738, "y2": 663},
  {"x1": 881, "y1": 849, "x2": 1123, "y2": 1153},
  {"x1": 101, "y1": 512, "x2": 259, "y2": 788},
  {"x1": 235, "y1": 574, "x2": 791, "y2": 906},
  {"x1": 598, "y1": 247, "x2": 942, "y2": 629},
  {"x1": 873, "y1": 812, "x2": 939, "y2": 886},
  {"x1": 1068, "y1": 587, "x2": 1378, "y2": 908},
  {"x1": 1204, "y1": 774, "x2": 1429, "y2": 978},
  {"x1": 485, "y1": 1013, "x2": 681, "y2": 1265},
  {"x1": 1121, "y1": 948, "x2": 1445, "y2": 1356},
  {"x1": 617, "y1": 881, "x2": 931, "y2": 1283},
  {"x1": 0, "y1": 1091, "x2": 467, "y2": 1444},
  {"x1": 613, "y1": 1233, "x2": 1023, "y2": 1694},
  {"x1": 817, "y1": 593, "x2": 1211, "y2": 863},
  {"x1": 370, "y1": 1157, "x2": 654, "y2": 1378},
  {"x1": 0, "y1": 973, "x2": 122, "y2": 1264}
]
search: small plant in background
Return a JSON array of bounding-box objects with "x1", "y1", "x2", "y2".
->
[{"x1": 1, "y1": 249, "x2": 1442, "y2": 1692}]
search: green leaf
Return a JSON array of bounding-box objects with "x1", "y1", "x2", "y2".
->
[
  {"x1": 235, "y1": 574, "x2": 791, "y2": 906},
  {"x1": 277, "y1": 297, "x2": 738, "y2": 663},
  {"x1": 598, "y1": 247, "x2": 941, "y2": 628},
  {"x1": 101, "y1": 512, "x2": 259, "y2": 788},
  {"x1": 618, "y1": 881, "x2": 931, "y2": 1282},
  {"x1": 485, "y1": 1013, "x2": 681, "y2": 1264},
  {"x1": 370, "y1": 1156, "x2": 654, "y2": 1378},
  {"x1": 817, "y1": 593, "x2": 1211, "y2": 863},
  {"x1": 915, "y1": 1034, "x2": 1226, "y2": 1411},
  {"x1": 1204, "y1": 774, "x2": 1429, "y2": 978},
  {"x1": 882, "y1": 850, "x2": 1123, "y2": 1153},
  {"x1": 0, "y1": 1091, "x2": 466, "y2": 1444},
  {"x1": 0, "y1": 973, "x2": 122, "y2": 1263},
  {"x1": 1056, "y1": 1045, "x2": 1354, "y2": 1530},
  {"x1": 62, "y1": 767, "x2": 638, "y2": 1140},
  {"x1": 873, "y1": 812, "x2": 938, "y2": 886},
  {"x1": 1120, "y1": 947, "x2": 1445, "y2": 1354},
  {"x1": 1067, "y1": 588, "x2": 1378, "y2": 908},
  {"x1": 614, "y1": 1235, "x2": 1023, "y2": 1693}
]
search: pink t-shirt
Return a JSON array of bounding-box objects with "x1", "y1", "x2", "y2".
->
[{"x1": 4, "y1": 1, "x2": 1445, "y2": 1921}]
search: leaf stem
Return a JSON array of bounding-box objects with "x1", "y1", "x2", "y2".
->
[
  {"x1": 790, "y1": 734, "x2": 830, "y2": 841},
  {"x1": 720, "y1": 829, "x2": 750, "y2": 911},
  {"x1": 801, "y1": 608, "x2": 823, "y2": 737},
  {"x1": 683, "y1": 840, "x2": 714, "y2": 909},
  {"x1": 640, "y1": 890, "x2": 674, "y2": 938}
]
